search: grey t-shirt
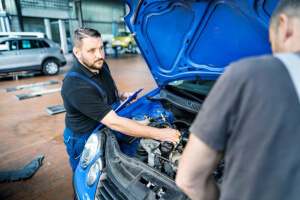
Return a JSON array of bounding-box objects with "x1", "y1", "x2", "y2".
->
[{"x1": 190, "y1": 54, "x2": 300, "y2": 200}]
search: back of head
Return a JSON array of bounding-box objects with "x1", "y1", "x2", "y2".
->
[
  {"x1": 269, "y1": 0, "x2": 300, "y2": 53},
  {"x1": 270, "y1": 0, "x2": 300, "y2": 28},
  {"x1": 73, "y1": 27, "x2": 101, "y2": 48}
]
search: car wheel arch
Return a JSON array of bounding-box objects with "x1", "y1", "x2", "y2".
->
[{"x1": 41, "y1": 57, "x2": 60, "y2": 75}]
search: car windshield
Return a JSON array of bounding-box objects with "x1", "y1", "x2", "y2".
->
[
  {"x1": 167, "y1": 79, "x2": 216, "y2": 101},
  {"x1": 116, "y1": 32, "x2": 130, "y2": 37}
]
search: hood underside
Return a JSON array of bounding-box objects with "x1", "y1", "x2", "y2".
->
[{"x1": 123, "y1": 0, "x2": 279, "y2": 86}]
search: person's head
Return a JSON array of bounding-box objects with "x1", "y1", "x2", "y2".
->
[
  {"x1": 73, "y1": 27, "x2": 105, "y2": 72},
  {"x1": 269, "y1": 0, "x2": 300, "y2": 53}
]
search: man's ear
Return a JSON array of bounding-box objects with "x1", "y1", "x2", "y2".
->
[
  {"x1": 73, "y1": 46, "x2": 81, "y2": 59},
  {"x1": 279, "y1": 14, "x2": 293, "y2": 42}
]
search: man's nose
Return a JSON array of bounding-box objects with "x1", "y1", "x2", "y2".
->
[{"x1": 95, "y1": 49, "x2": 103, "y2": 58}]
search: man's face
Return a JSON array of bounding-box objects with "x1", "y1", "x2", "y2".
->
[{"x1": 75, "y1": 37, "x2": 105, "y2": 71}]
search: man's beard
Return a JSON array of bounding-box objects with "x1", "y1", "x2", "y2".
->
[{"x1": 82, "y1": 57, "x2": 104, "y2": 71}]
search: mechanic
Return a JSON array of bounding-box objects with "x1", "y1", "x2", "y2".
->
[
  {"x1": 62, "y1": 27, "x2": 180, "y2": 172},
  {"x1": 176, "y1": 0, "x2": 300, "y2": 199}
]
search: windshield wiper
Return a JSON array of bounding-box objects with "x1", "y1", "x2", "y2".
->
[{"x1": 168, "y1": 85, "x2": 203, "y2": 103}]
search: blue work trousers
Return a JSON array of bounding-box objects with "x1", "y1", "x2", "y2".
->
[{"x1": 63, "y1": 126, "x2": 91, "y2": 172}]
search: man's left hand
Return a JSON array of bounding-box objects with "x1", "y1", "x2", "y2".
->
[{"x1": 120, "y1": 92, "x2": 137, "y2": 102}]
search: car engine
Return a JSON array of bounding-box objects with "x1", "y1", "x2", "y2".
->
[{"x1": 128, "y1": 88, "x2": 224, "y2": 185}]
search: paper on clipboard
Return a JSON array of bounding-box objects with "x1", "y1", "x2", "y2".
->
[{"x1": 115, "y1": 88, "x2": 144, "y2": 112}]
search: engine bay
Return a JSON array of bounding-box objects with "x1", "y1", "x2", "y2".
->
[{"x1": 114, "y1": 85, "x2": 224, "y2": 185}]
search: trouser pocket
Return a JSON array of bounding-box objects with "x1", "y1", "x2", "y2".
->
[{"x1": 63, "y1": 130, "x2": 73, "y2": 157}]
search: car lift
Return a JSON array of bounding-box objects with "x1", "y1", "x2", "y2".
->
[
  {"x1": 3, "y1": 81, "x2": 59, "y2": 92},
  {"x1": 45, "y1": 105, "x2": 66, "y2": 115},
  {"x1": 0, "y1": 71, "x2": 41, "y2": 81},
  {"x1": 14, "y1": 88, "x2": 61, "y2": 100}
]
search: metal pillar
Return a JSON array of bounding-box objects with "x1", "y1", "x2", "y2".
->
[
  {"x1": 4, "y1": 16, "x2": 10, "y2": 32},
  {"x1": 14, "y1": 0, "x2": 24, "y2": 31},
  {"x1": 0, "y1": 0, "x2": 7, "y2": 32},
  {"x1": 58, "y1": 19, "x2": 68, "y2": 54},
  {"x1": 44, "y1": 19, "x2": 52, "y2": 39},
  {"x1": 111, "y1": 6, "x2": 126, "y2": 36},
  {"x1": 125, "y1": 4, "x2": 130, "y2": 32},
  {"x1": 75, "y1": 0, "x2": 83, "y2": 27},
  {"x1": 0, "y1": 15, "x2": 5, "y2": 32}
]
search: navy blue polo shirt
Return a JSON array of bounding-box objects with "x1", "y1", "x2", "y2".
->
[{"x1": 61, "y1": 60, "x2": 117, "y2": 133}]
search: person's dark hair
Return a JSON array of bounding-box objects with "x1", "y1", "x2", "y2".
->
[
  {"x1": 73, "y1": 27, "x2": 101, "y2": 48},
  {"x1": 270, "y1": 0, "x2": 300, "y2": 28}
]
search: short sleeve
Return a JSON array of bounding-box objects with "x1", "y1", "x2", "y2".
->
[
  {"x1": 67, "y1": 87, "x2": 112, "y2": 122},
  {"x1": 190, "y1": 64, "x2": 242, "y2": 151}
]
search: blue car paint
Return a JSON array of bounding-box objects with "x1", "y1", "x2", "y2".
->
[
  {"x1": 74, "y1": 0, "x2": 280, "y2": 199},
  {"x1": 124, "y1": 0, "x2": 279, "y2": 86},
  {"x1": 74, "y1": 149, "x2": 104, "y2": 200}
]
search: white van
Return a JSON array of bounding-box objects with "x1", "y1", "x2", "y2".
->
[{"x1": 0, "y1": 32, "x2": 46, "y2": 39}]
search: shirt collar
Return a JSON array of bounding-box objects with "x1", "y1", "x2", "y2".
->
[{"x1": 74, "y1": 60, "x2": 99, "y2": 78}]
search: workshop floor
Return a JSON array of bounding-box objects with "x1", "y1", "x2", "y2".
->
[{"x1": 0, "y1": 53, "x2": 156, "y2": 200}]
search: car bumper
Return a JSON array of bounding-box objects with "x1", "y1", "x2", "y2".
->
[
  {"x1": 101, "y1": 128, "x2": 188, "y2": 200},
  {"x1": 73, "y1": 128, "x2": 187, "y2": 200},
  {"x1": 60, "y1": 60, "x2": 67, "y2": 67},
  {"x1": 111, "y1": 41, "x2": 130, "y2": 48}
]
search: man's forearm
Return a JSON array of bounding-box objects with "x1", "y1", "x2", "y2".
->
[
  {"x1": 176, "y1": 134, "x2": 222, "y2": 200},
  {"x1": 108, "y1": 115, "x2": 161, "y2": 139},
  {"x1": 101, "y1": 111, "x2": 176, "y2": 141},
  {"x1": 177, "y1": 175, "x2": 219, "y2": 200}
]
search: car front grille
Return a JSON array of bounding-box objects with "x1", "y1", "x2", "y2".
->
[{"x1": 96, "y1": 177, "x2": 127, "y2": 200}]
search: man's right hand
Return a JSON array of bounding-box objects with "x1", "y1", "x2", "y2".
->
[
  {"x1": 159, "y1": 129, "x2": 180, "y2": 143},
  {"x1": 102, "y1": 110, "x2": 181, "y2": 143}
]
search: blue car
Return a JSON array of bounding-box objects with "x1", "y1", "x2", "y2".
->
[{"x1": 74, "y1": 0, "x2": 280, "y2": 199}]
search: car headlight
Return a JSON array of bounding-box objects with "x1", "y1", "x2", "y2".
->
[
  {"x1": 80, "y1": 132, "x2": 105, "y2": 169},
  {"x1": 87, "y1": 157, "x2": 104, "y2": 186}
]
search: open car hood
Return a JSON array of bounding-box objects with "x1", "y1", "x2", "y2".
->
[{"x1": 123, "y1": 0, "x2": 279, "y2": 86}]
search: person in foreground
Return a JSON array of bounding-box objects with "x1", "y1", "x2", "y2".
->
[
  {"x1": 61, "y1": 27, "x2": 180, "y2": 172},
  {"x1": 175, "y1": 0, "x2": 300, "y2": 199}
]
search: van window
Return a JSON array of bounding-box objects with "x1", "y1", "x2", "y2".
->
[
  {"x1": 19, "y1": 40, "x2": 41, "y2": 50},
  {"x1": 10, "y1": 40, "x2": 18, "y2": 51},
  {"x1": 0, "y1": 41, "x2": 9, "y2": 51},
  {"x1": 41, "y1": 40, "x2": 50, "y2": 48}
]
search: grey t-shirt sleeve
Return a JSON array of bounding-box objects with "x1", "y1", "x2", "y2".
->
[
  {"x1": 67, "y1": 87, "x2": 112, "y2": 122},
  {"x1": 190, "y1": 64, "x2": 242, "y2": 151}
]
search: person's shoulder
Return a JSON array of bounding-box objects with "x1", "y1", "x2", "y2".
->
[
  {"x1": 62, "y1": 72, "x2": 92, "y2": 95},
  {"x1": 228, "y1": 54, "x2": 282, "y2": 77},
  {"x1": 232, "y1": 54, "x2": 278, "y2": 69}
]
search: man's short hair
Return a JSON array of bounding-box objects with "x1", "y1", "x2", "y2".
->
[
  {"x1": 270, "y1": 0, "x2": 300, "y2": 28},
  {"x1": 73, "y1": 27, "x2": 101, "y2": 48}
]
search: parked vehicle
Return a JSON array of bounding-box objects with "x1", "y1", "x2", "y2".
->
[
  {"x1": 73, "y1": 0, "x2": 279, "y2": 199},
  {"x1": 0, "y1": 37, "x2": 66, "y2": 75},
  {"x1": 111, "y1": 32, "x2": 137, "y2": 50},
  {"x1": 0, "y1": 32, "x2": 46, "y2": 38}
]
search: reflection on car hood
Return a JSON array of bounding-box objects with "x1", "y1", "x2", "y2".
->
[{"x1": 123, "y1": 0, "x2": 279, "y2": 86}]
